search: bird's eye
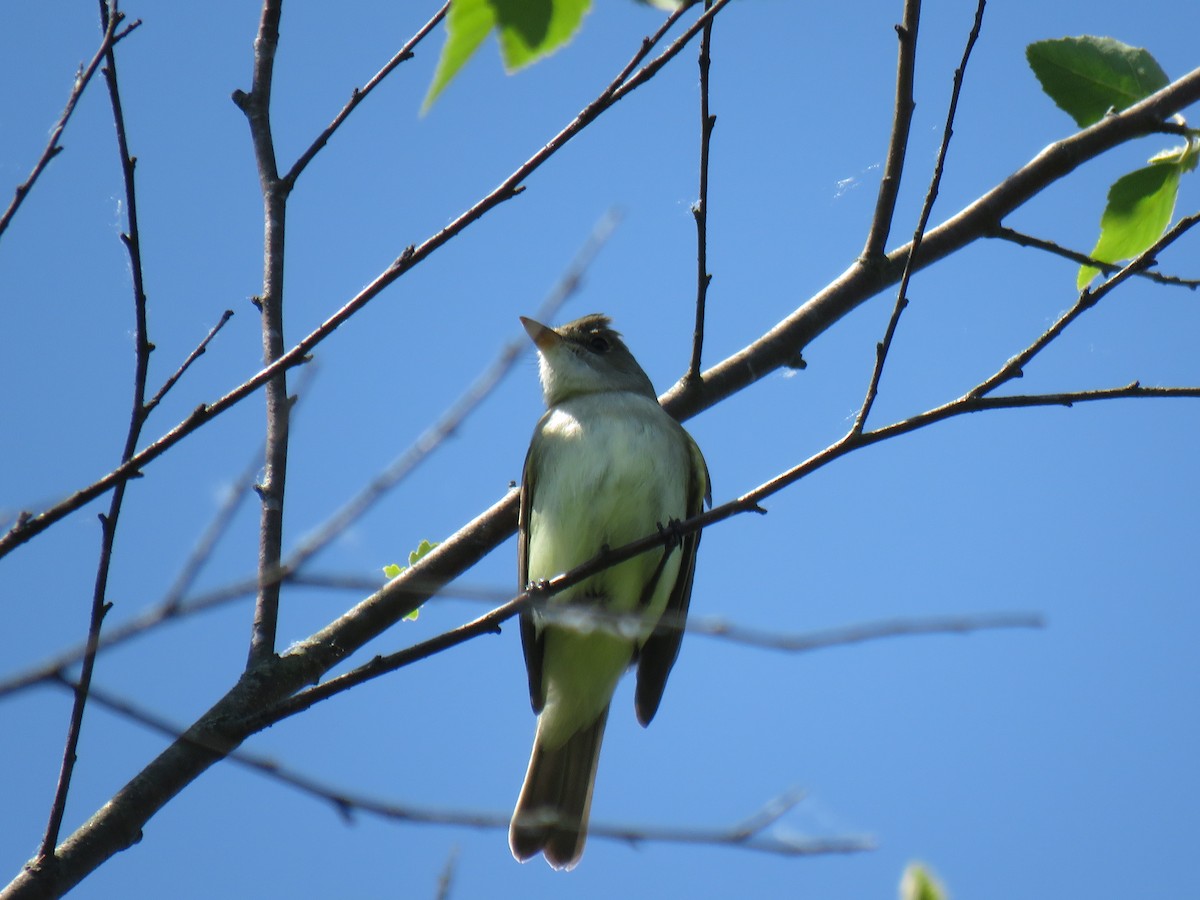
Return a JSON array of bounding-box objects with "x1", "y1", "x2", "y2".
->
[{"x1": 587, "y1": 335, "x2": 610, "y2": 354}]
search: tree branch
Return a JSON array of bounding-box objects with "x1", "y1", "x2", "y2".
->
[
  {"x1": 34, "y1": 0, "x2": 152, "y2": 881},
  {"x1": 56, "y1": 674, "x2": 878, "y2": 861},
  {"x1": 0, "y1": 6, "x2": 138, "y2": 242},
  {"x1": 991, "y1": 224, "x2": 1200, "y2": 288},
  {"x1": 233, "y1": 1, "x2": 290, "y2": 669},
  {"x1": 687, "y1": 0, "x2": 716, "y2": 381},
  {"x1": 664, "y1": 63, "x2": 1200, "y2": 420},
  {"x1": 283, "y1": 2, "x2": 449, "y2": 188},
  {"x1": 860, "y1": 0, "x2": 920, "y2": 263},
  {"x1": 853, "y1": 0, "x2": 985, "y2": 434}
]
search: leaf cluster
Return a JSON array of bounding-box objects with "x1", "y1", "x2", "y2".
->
[{"x1": 1027, "y1": 36, "x2": 1199, "y2": 287}]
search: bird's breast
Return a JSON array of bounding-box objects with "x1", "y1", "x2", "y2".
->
[{"x1": 527, "y1": 392, "x2": 689, "y2": 596}]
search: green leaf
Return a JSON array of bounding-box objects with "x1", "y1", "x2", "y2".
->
[
  {"x1": 423, "y1": 0, "x2": 591, "y2": 112},
  {"x1": 423, "y1": 0, "x2": 497, "y2": 113},
  {"x1": 1077, "y1": 160, "x2": 1182, "y2": 289},
  {"x1": 899, "y1": 863, "x2": 946, "y2": 900},
  {"x1": 382, "y1": 540, "x2": 440, "y2": 621},
  {"x1": 1027, "y1": 36, "x2": 1169, "y2": 127},
  {"x1": 494, "y1": 0, "x2": 590, "y2": 72},
  {"x1": 408, "y1": 539, "x2": 439, "y2": 567}
]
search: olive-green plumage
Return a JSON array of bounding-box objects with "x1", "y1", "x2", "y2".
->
[{"x1": 509, "y1": 314, "x2": 709, "y2": 870}]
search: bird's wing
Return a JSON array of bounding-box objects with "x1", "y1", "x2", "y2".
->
[
  {"x1": 634, "y1": 431, "x2": 710, "y2": 726},
  {"x1": 519, "y1": 424, "x2": 546, "y2": 714}
]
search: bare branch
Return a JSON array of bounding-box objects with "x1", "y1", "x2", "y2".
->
[
  {"x1": 860, "y1": 0, "x2": 921, "y2": 263},
  {"x1": 233, "y1": 0, "x2": 290, "y2": 668},
  {"x1": 257, "y1": 601, "x2": 1042, "y2": 728},
  {"x1": 0, "y1": 6, "x2": 139, "y2": 242},
  {"x1": 853, "y1": 0, "x2": 986, "y2": 434},
  {"x1": 283, "y1": 2, "x2": 449, "y2": 187},
  {"x1": 36, "y1": 0, "x2": 152, "y2": 870},
  {"x1": 968, "y1": 212, "x2": 1200, "y2": 400},
  {"x1": 991, "y1": 224, "x2": 1200, "y2": 288},
  {"x1": 687, "y1": 0, "x2": 717, "y2": 382},
  {"x1": 53, "y1": 676, "x2": 874, "y2": 861},
  {"x1": 665, "y1": 63, "x2": 1200, "y2": 420},
  {"x1": 143, "y1": 310, "x2": 236, "y2": 416}
]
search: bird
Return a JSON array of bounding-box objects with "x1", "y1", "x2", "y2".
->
[{"x1": 509, "y1": 313, "x2": 710, "y2": 870}]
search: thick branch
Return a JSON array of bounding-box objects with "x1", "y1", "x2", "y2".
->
[{"x1": 234, "y1": 1, "x2": 290, "y2": 668}]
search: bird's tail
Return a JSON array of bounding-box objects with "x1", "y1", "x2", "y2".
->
[{"x1": 509, "y1": 705, "x2": 611, "y2": 870}]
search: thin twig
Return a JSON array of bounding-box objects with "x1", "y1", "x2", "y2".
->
[
  {"x1": 853, "y1": 0, "x2": 985, "y2": 434},
  {"x1": 687, "y1": 0, "x2": 716, "y2": 382},
  {"x1": 144, "y1": 310, "x2": 236, "y2": 415},
  {"x1": 861, "y1": 0, "x2": 921, "y2": 263},
  {"x1": 0, "y1": 7, "x2": 139, "y2": 242},
  {"x1": 969, "y1": 212, "x2": 1200, "y2": 400},
  {"x1": 991, "y1": 224, "x2": 1200, "y2": 288},
  {"x1": 36, "y1": 0, "x2": 151, "y2": 868},
  {"x1": 284, "y1": 3, "x2": 449, "y2": 187}
]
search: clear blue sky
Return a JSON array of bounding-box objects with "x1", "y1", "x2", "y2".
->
[{"x1": 2, "y1": 1, "x2": 1197, "y2": 897}]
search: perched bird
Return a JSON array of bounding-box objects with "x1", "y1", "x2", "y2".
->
[{"x1": 509, "y1": 314, "x2": 710, "y2": 870}]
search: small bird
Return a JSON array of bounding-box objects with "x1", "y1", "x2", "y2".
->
[{"x1": 509, "y1": 314, "x2": 710, "y2": 870}]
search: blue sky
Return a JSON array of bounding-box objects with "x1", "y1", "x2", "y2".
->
[{"x1": 1, "y1": 1, "x2": 1197, "y2": 897}]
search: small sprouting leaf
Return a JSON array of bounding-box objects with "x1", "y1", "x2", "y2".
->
[
  {"x1": 423, "y1": 0, "x2": 591, "y2": 112},
  {"x1": 1027, "y1": 36, "x2": 1169, "y2": 127},
  {"x1": 408, "y1": 538, "x2": 439, "y2": 568},
  {"x1": 382, "y1": 540, "x2": 440, "y2": 621},
  {"x1": 899, "y1": 863, "x2": 947, "y2": 900},
  {"x1": 1077, "y1": 159, "x2": 1182, "y2": 289}
]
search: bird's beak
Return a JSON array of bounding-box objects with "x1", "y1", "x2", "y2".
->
[{"x1": 520, "y1": 317, "x2": 560, "y2": 351}]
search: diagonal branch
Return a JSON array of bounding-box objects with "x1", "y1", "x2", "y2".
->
[
  {"x1": 664, "y1": 63, "x2": 1200, "y2": 420},
  {"x1": 0, "y1": 7, "x2": 139, "y2": 243},
  {"x1": 143, "y1": 310, "x2": 235, "y2": 416},
  {"x1": 853, "y1": 0, "x2": 986, "y2": 434},
  {"x1": 35, "y1": 0, "x2": 152, "y2": 875},
  {"x1": 968, "y1": 212, "x2": 1200, "y2": 400},
  {"x1": 283, "y1": 3, "x2": 449, "y2": 188}
]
